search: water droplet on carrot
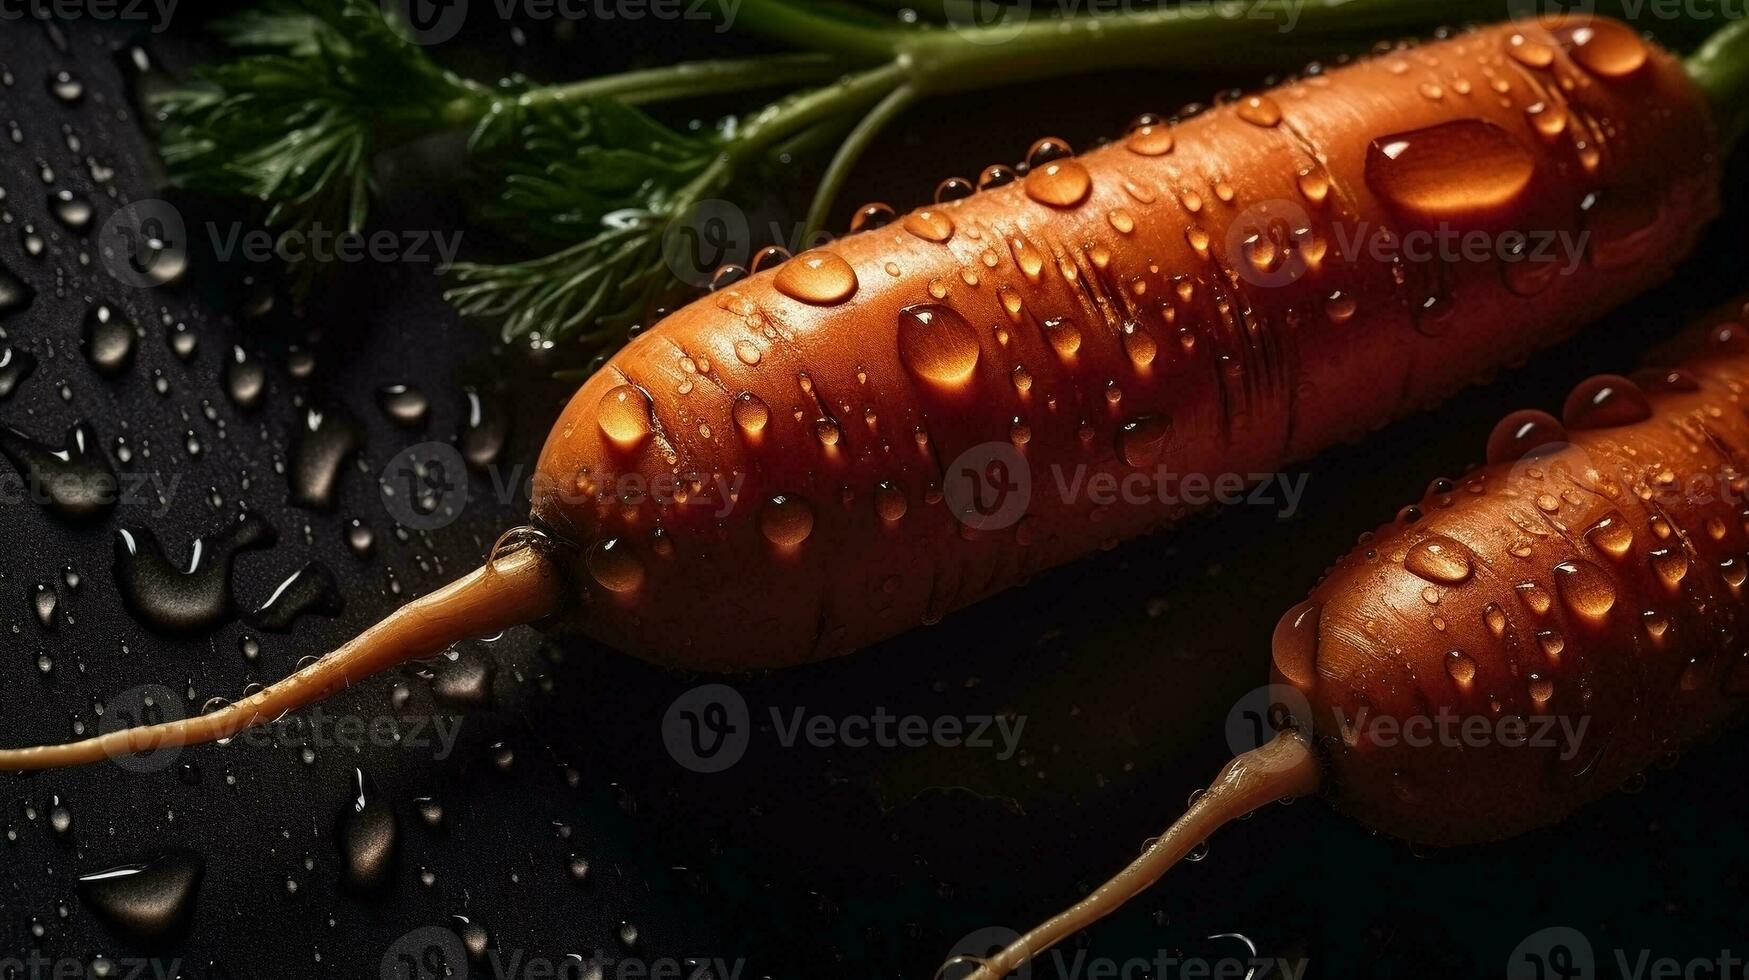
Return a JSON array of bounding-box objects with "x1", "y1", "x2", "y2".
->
[
  {"x1": 1271, "y1": 598, "x2": 1320, "y2": 689},
  {"x1": 1365, "y1": 119, "x2": 1535, "y2": 220},
  {"x1": 1528, "y1": 673, "x2": 1554, "y2": 706},
  {"x1": 1025, "y1": 160, "x2": 1092, "y2": 208},
  {"x1": 1042, "y1": 317, "x2": 1082, "y2": 358},
  {"x1": 1554, "y1": 559, "x2": 1616, "y2": 618},
  {"x1": 586, "y1": 538, "x2": 645, "y2": 593},
  {"x1": 1650, "y1": 546, "x2": 1689, "y2": 588},
  {"x1": 935, "y1": 177, "x2": 975, "y2": 203},
  {"x1": 733, "y1": 340, "x2": 762, "y2": 366},
  {"x1": 1562, "y1": 374, "x2": 1649, "y2": 430},
  {"x1": 850, "y1": 202, "x2": 895, "y2": 232},
  {"x1": 979, "y1": 165, "x2": 1018, "y2": 189},
  {"x1": 1585, "y1": 512, "x2": 1634, "y2": 559},
  {"x1": 1296, "y1": 169, "x2": 1330, "y2": 205},
  {"x1": 1484, "y1": 603, "x2": 1508, "y2": 638},
  {"x1": 1506, "y1": 33, "x2": 1555, "y2": 69},
  {"x1": 774, "y1": 250, "x2": 858, "y2": 305},
  {"x1": 896, "y1": 304, "x2": 981, "y2": 385},
  {"x1": 1445, "y1": 650, "x2": 1478, "y2": 685},
  {"x1": 1011, "y1": 365, "x2": 1032, "y2": 392},
  {"x1": 1405, "y1": 535, "x2": 1473, "y2": 584},
  {"x1": 1525, "y1": 101, "x2": 1568, "y2": 140},
  {"x1": 1117, "y1": 415, "x2": 1171, "y2": 467},
  {"x1": 597, "y1": 386, "x2": 652, "y2": 446},
  {"x1": 1108, "y1": 209, "x2": 1136, "y2": 234},
  {"x1": 751, "y1": 245, "x2": 791, "y2": 273},
  {"x1": 1561, "y1": 19, "x2": 1647, "y2": 79},
  {"x1": 1517, "y1": 580, "x2": 1553, "y2": 615},
  {"x1": 1125, "y1": 124, "x2": 1174, "y2": 156},
  {"x1": 1325, "y1": 291, "x2": 1357, "y2": 324},
  {"x1": 760, "y1": 494, "x2": 815, "y2": 546},
  {"x1": 1235, "y1": 95, "x2": 1281, "y2": 127},
  {"x1": 1122, "y1": 322, "x2": 1157, "y2": 367},
  {"x1": 902, "y1": 210, "x2": 955, "y2": 243},
  {"x1": 1486, "y1": 409, "x2": 1566, "y2": 464},
  {"x1": 875, "y1": 481, "x2": 907, "y2": 522},
  {"x1": 730, "y1": 392, "x2": 769, "y2": 436}
]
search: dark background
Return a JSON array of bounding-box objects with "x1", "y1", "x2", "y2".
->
[{"x1": 3, "y1": 6, "x2": 1749, "y2": 980}]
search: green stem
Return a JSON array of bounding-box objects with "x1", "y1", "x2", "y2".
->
[
  {"x1": 803, "y1": 82, "x2": 918, "y2": 237},
  {"x1": 733, "y1": 0, "x2": 907, "y2": 63},
  {"x1": 1689, "y1": 16, "x2": 1749, "y2": 152},
  {"x1": 516, "y1": 53, "x2": 849, "y2": 109}
]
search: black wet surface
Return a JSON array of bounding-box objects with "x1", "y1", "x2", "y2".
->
[{"x1": 1, "y1": 10, "x2": 1748, "y2": 980}]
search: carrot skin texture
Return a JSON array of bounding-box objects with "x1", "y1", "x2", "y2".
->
[
  {"x1": 534, "y1": 18, "x2": 1719, "y2": 671},
  {"x1": 1276, "y1": 301, "x2": 1749, "y2": 847}
]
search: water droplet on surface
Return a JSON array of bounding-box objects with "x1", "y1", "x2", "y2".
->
[
  {"x1": 1125, "y1": 124, "x2": 1174, "y2": 156},
  {"x1": 0, "y1": 346, "x2": 37, "y2": 400},
  {"x1": 1485, "y1": 409, "x2": 1566, "y2": 464},
  {"x1": 1404, "y1": 535, "x2": 1474, "y2": 584},
  {"x1": 1024, "y1": 160, "x2": 1092, "y2": 208},
  {"x1": 901, "y1": 210, "x2": 955, "y2": 243},
  {"x1": 732, "y1": 391, "x2": 769, "y2": 435},
  {"x1": 733, "y1": 339, "x2": 762, "y2": 365},
  {"x1": 82, "y1": 303, "x2": 136, "y2": 378},
  {"x1": 760, "y1": 494, "x2": 815, "y2": 547},
  {"x1": 1117, "y1": 416, "x2": 1171, "y2": 468},
  {"x1": 49, "y1": 189, "x2": 93, "y2": 232},
  {"x1": 875, "y1": 481, "x2": 908, "y2": 522},
  {"x1": 114, "y1": 512, "x2": 276, "y2": 635},
  {"x1": 935, "y1": 177, "x2": 975, "y2": 203},
  {"x1": 1235, "y1": 95, "x2": 1282, "y2": 127},
  {"x1": 1554, "y1": 559, "x2": 1616, "y2": 619},
  {"x1": 249, "y1": 562, "x2": 343, "y2": 632},
  {"x1": 376, "y1": 384, "x2": 430, "y2": 428},
  {"x1": 289, "y1": 407, "x2": 363, "y2": 510},
  {"x1": 77, "y1": 850, "x2": 203, "y2": 945},
  {"x1": 1271, "y1": 599, "x2": 1320, "y2": 689},
  {"x1": 1649, "y1": 546, "x2": 1688, "y2": 589},
  {"x1": 1042, "y1": 316, "x2": 1082, "y2": 358},
  {"x1": 773, "y1": 250, "x2": 858, "y2": 305},
  {"x1": 0, "y1": 421, "x2": 119, "y2": 522},
  {"x1": 224, "y1": 347, "x2": 265, "y2": 410},
  {"x1": 598, "y1": 385, "x2": 653, "y2": 446},
  {"x1": 1506, "y1": 32, "x2": 1556, "y2": 69},
  {"x1": 1365, "y1": 119, "x2": 1535, "y2": 220},
  {"x1": 1562, "y1": 374, "x2": 1650, "y2": 429},
  {"x1": 851, "y1": 203, "x2": 895, "y2": 232},
  {"x1": 1585, "y1": 512, "x2": 1634, "y2": 559},
  {"x1": 1562, "y1": 19, "x2": 1647, "y2": 78},
  {"x1": 1445, "y1": 650, "x2": 1478, "y2": 685},
  {"x1": 0, "y1": 264, "x2": 34, "y2": 317},
  {"x1": 586, "y1": 538, "x2": 645, "y2": 593},
  {"x1": 459, "y1": 387, "x2": 509, "y2": 468},
  {"x1": 896, "y1": 304, "x2": 980, "y2": 385}
]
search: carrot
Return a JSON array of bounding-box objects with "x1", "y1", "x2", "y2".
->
[
  {"x1": 945, "y1": 294, "x2": 1749, "y2": 980},
  {"x1": 0, "y1": 15, "x2": 1734, "y2": 772}
]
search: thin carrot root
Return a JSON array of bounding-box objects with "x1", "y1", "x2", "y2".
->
[
  {"x1": 943, "y1": 733, "x2": 1322, "y2": 980},
  {"x1": 0, "y1": 544, "x2": 565, "y2": 772}
]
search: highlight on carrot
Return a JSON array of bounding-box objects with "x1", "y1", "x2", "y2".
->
[
  {"x1": 945, "y1": 296, "x2": 1749, "y2": 978},
  {"x1": 4, "y1": 14, "x2": 1749, "y2": 777}
]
